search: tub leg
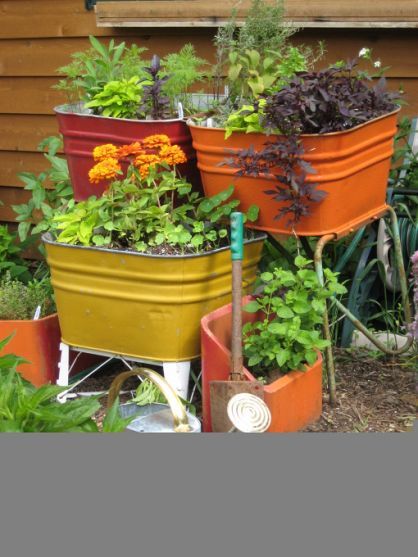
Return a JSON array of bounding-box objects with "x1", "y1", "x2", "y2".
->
[
  {"x1": 163, "y1": 361, "x2": 191, "y2": 400},
  {"x1": 57, "y1": 342, "x2": 70, "y2": 387}
]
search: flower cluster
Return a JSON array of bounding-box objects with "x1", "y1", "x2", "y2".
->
[
  {"x1": 88, "y1": 134, "x2": 187, "y2": 184},
  {"x1": 410, "y1": 251, "x2": 418, "y2": 340}
]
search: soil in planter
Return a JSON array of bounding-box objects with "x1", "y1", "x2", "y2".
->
[{"x1": 72, "y1": 349, "x2": 416, "y2": 432}]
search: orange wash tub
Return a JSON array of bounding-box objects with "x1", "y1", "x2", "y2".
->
[
  {"x1": 189, "y1": 109, "x2": 398, "y2": 238},
  {"x1": 201, "y1": 296, "x2": 323, "y2": 432}
]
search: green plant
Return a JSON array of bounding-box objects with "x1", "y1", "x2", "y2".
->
[
  {"x1": 242, "y1": 256, "x2": 346, "y2": 378},
  {"x1": 54, "y1": 36, "x2": 148, "y2": 104},
  {"x1": 85, "y1": 76, "x2": 145, "y2": 118},
  {"x1": 207, "y1": 0, "x2": 324, "y2": 126},
  {"x1": 0, "y1": 338, "x2": 132, "y2": 432},
  {"x1": 49, "y1": 136, "x2": 259, "y2": 254},
  {"x1": 162, "y1": 43, "x2": 208, "y2": 114},
  {"x1": 0, "y1": 225, "x2": 31, "y2": 282},
  {"x1": 13, "y1": 136, "x2": 73, "y2": 250},
  {"x1": 389, "y1": 116, "x2": 418, "y2": 223},
  {"x1": 0, "y1": 272, "x2": 56, "y2": 321},
  {"x1": 132, "y1": 378, "x2": 196, "y2": 415},
  {"x1": 55, "y1": 37, "x2": 207, "y2": 119}
]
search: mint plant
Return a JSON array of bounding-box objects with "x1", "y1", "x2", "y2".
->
[
  {"x1": 13, "y1": 136, "x2": 73, "y2": 250},
  {"x1": 242, "y1": 256, "x2": 346, "y2": 379}
]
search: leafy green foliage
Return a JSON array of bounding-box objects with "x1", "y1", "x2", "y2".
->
[
  {"x1": 242, "y1": 256, "x2": 346, "y2": 378},
  {"x1": 208, "y1": 0, "x2": 324, "y2": 123},
  {"x1": 54, "y1": 36, "x2": 148, "y2": 104},
  {"x1": 0, "y1": 272, "x2": 56, "y2": 320},
  {"x1": 49, "y1": 162, "x2": 259, "y2": 255},
  {"x1": 132, "y1": 378, "x2": 196, "y2": 416},
  {"x1": 162, "y1": 44, "x2": 208, "y2": 113},
  {"x1": 13, "y1": 136, "x2": 73, "y2": 251},
  {"x1": 0, "y1": 225, "x2": 31, "y2": 282},
  {"x1": 85, "y1": 76, "x2": 146, "y2": 118},
  {"x1": 0, "y1": 349, "x2": 100, "y2": 432},
  {"x1": 0, "y1": 341, "x2": 136, "y2": 432},
  {"x1": 55, "y1": 37, "x2": 207, "y2": 119},
  {"x1": 389, "y1": 116, "x2": 418, "y2": 222}
]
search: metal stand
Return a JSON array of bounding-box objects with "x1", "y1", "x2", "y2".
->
[
  {"x1": 56, "y1": 342, "x2": 191, "y2": 403},
  {"x1": 312, "y1": 206, "x2": 413, "y2": 406}
]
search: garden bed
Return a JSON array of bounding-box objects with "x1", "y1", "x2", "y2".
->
[{"x1": 72, "y1": 349, "x2": 416, "y2": 432}]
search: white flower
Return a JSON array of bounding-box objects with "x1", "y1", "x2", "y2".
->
[
  {"x1": 359, "y1": 47, "x2": 370, "y2": 58},
  {"x1": 374, "y1": 60, "x2": 381, "y2": 68}
]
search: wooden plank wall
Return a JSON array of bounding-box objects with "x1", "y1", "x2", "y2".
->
[{"x1": 1, "y1": 0, "x2": 418, "y2": 222}]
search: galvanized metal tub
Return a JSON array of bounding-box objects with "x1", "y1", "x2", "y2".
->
[
  {"x1": 120, "y1": 402, "x2": 201, "y2": 433},
  {"x1": 43, "y1": 233, "x2": 265, "y2": 362},
  {"x1": 55, "y1": 103, "x2": 201, "y2": 200}
]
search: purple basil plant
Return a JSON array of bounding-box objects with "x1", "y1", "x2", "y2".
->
[
  {"x1": 231, "y1": 59, "x2": 399, "y2": 227},
  {"x1": 410, "y1": 251, "x2": 418, "y2": 340}
]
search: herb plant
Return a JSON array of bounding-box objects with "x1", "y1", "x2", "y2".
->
[
  {"x1": 208, "y1": 0, "x2": 324, "y2": 126},
  {"x1": 48, "y1": 135, "x2": 259, "y2": 254},
  {"x1": 85, "y1": 76, "x2": 145, "y2": 119},
  {"x1": 139, "y1": 55, "x2": 171, "y2": 119},
  {"x1": 242, "y1": 256, "x2": 346, "y2": 378},
  {"x1": 55, "y1": 37, "x2": 208, "y2": 119},
  {"x1": 259, "y1": 59, "x2": 399, "y2": 135},
  {"x1": 13, "y1": 136, "x2": 73, "y2": 249},
  {"x1": 161, "y1": 44, "x2": 208, "y2": 114},
  {"x1": 0, "y1": 339, "x2": 132, "y2": 432},
  {"x1": 0, "y1": 272, "x2": 56, "y2": 321},
  {"x1": 0, "y1": 225, "x2": 31, "y2": 282},
  {"x1": 229, "y1": 57, "x2": 399, "y2": 228},
  {"x1": 54, "y1": 36, "x2": 149, "y2": 104}
]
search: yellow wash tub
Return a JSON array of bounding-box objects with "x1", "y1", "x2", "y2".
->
[{"x1": 43, "y1": 233, "x2": 265, "y2": 362}]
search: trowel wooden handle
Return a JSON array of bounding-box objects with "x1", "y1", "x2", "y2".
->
[{"x1": 231, "y1": 212, "x2": 244, "y2": 379}]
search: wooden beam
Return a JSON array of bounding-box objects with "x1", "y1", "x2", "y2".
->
[{"x1": 95, "y1": 0, "x2": 418, "y2": 27}]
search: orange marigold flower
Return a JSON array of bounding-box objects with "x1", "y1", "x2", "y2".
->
[
  {"x1": 138, "y1": 165, "x2": 152, "y2": 180},
  {"x1": 141, "y1": 134, "x2": 171, "y2": 149},
  {"x1": 159, "y1": 144, "x2": 187, "y2": 166},
  {"x1": 134, "y1": 153, "x2": 160, "y2": 168},
  {"x1": 117, "y1": 142, "x2": 144, "y2": 158},
  {"x1": 92, "y1": 144, "x2": 119, "y2": 162},
  {"x1": 88, "y1": 158, "x2": 122, "y2": 184}
]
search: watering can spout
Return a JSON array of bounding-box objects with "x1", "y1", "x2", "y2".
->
[{"x1": 108, "y1": 367, "x2": 191, "y2": 432}]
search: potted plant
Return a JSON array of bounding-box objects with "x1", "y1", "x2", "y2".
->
[
  {"x1": 43, "y1": 135, "x2": 265, "y2": 391},
  {"x1": 54, "y1": 37, "x2": 208, "y2": 199},
  {"x1": 201, "y1": 256, "x2": 346, "y2": 432},
  {"x1": 0, "y1": 345, "x2": 134, "y2": 432},
  {"x1": 188, "y1": 4, "x2": 400, "y2": 237},
  {"x1": 0, "y1": 271, "x2": 61, "y2": 387}
]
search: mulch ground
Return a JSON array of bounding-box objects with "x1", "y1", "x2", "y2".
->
[{"x1": 72, "y1": 349, "x2": 416, "y2": 433}]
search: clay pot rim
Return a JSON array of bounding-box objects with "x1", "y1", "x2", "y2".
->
[
  {"x1": 0, "y1": 312, "x2": 59, "y2": 325},
  {"x1": 187, "y1": 106, "x2": 400, "y2": 138}
]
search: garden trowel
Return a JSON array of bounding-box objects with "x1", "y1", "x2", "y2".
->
[{"x1": 209, "y1": 212, "x2": 264, "y2": 432}]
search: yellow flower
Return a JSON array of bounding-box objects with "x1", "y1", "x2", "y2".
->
[
  {"x1": 141, "y1": 134, "x2": 171, "y2": 149},
  {"x1": 92, "y1": 144, "x2": 119, "y2": 162},
  {"x1": 88, "y1": 158, "x2": 122, "y2": 184},
  {"x1": 159, "y1": 144, "x2": 187, "y2": 166}
]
